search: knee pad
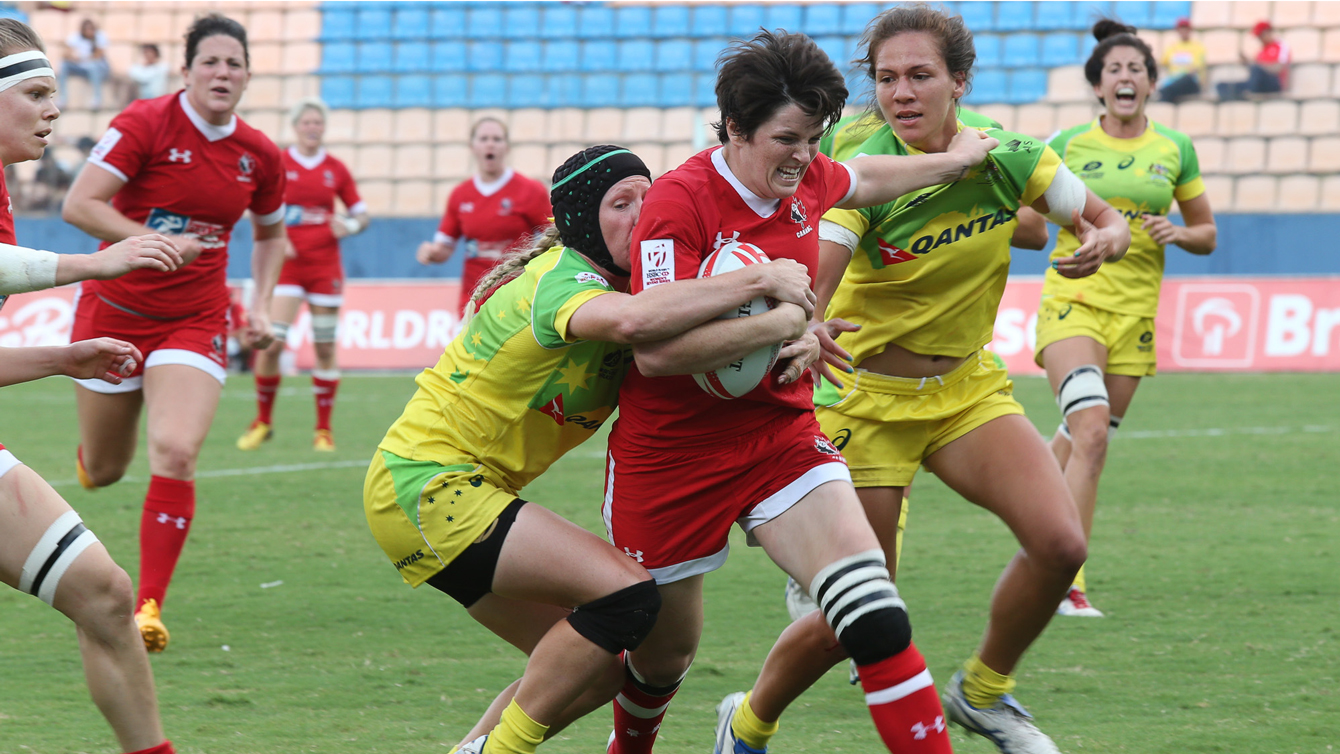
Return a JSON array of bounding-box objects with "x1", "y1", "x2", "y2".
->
[
  {"x1": 271, "y1": 321, "x2": 291, "y2": 342},
  {"x1": 1057, "y1": 365, "x2": 1109, "y2": 417},
  {"x1": 809, "y1": 550, "x2": 911, "y2": 665},
  {"x1": 567, "y1": 579, "x2": 661, "y2": 654},
  {"x1": 19, "y1": 510, "x2": 100, "y2": 606},
  {"x1": 311, "y1": 313, "x2": 340, "y2": 344}
]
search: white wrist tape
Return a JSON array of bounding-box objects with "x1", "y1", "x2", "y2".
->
[
  {"x1": 1041, "y1": 163, "x2": 1088, "y2": 226},
  {"x1": 0, "y1": 244, "x2": 59, "y2": 295},
  {"x1": 340, "y1": 215, "x2": 363, "y2": 235},
  {"x1": 819, "y1": 219, "x2": 860, "y2": 253}
]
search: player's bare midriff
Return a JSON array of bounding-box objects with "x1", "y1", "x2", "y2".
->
[{"x1": 860, "y1": 341, "x2": 969, "y2": 380}]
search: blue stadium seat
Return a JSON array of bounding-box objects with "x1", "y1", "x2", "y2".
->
[
  {"x1": 975, "y1": 35, "x2": 1002, "y2": 68},
  {"x1": 695, "y1": 73, "x2": 717, "y2": 108},
  {"x1": 1041, "y1": 33, "x2": 1080, "y2": 66},
  {"x1": 320, "y1": 9, "x2": 357, "y2": 41},
  {"x1": 1079, "y1": 32, "x2": 1098, "y2": 62},
  {"x1": 584, "y1": 74, "x2": 621, "y2": 108},
  {"x1": 432, "y1": 75, "x2": 468, "y2": 108},
  {"x1": 764, "y1": 5, "x2": 802, "y2": 33},
  {"x1": 394, "y1": 74, "x2": 433, "y2": 108},
  {"x1": 623, "y1": 73, "x2": 659, "y2": 107},
  {"x1": 728, "y1": 5, "x2": 765, "y2": 37},
  {"x1": 845, "y1": 71, "x2": 868, "y2": 107},
  {"x1": 542, "y1": 5, "x2": 578, "y2": 39},
  {"x1": 694, "y1": 39, "x2": 725, "y2": 72},
  {"x1": 354, "y1": 7, "x2": 393, "y2": 41},
  {"x1": 617, "y1": 39, "x2": 655, "y2": 72},
  {"x1": 1151, "y1": 1, "x2": 1191, "y2": 29},
  {"x1": 995, "y1": 2, "x2": 1034, "y2": 31},
  {"x1": 657, "y1": 40, "x2": 693, "y2": 72},
  {"x1": 356, "y1": 75, "x2": 394, "y2": 109},
  {"x1": 321, "y1": 76, "x2": 356, "y2": 108},
  {"x1": 0, "y1": 4, "x2": 26, "y2": 23},
  {"x1": 1002, "y1": 33, "x2": 1039, "y2": 68},
  {"x1": 651, "y1": 5, "x2": 690, "y2": 38},
  {"x1": 1034, "y1": 2, "x2": 1075, "y2": 31},
  {"x1": 841, "y1": 3, "x2": 880, "y2": 35},
  {"x1": 661, "y1": 73, "x2": 694, "y2": 108},
  {"x1": 465, "y1": 7, "x2": 502, "y2": 39},
  {"x1": 804, "y1": 4, "x2": 843, "y2": 35},
  {"x1": 357, "y1": 42, "x2": 393, "y2": 73},
  {"x1": 502, "y1": 4, "x2": 540, "y2": 39},
  {"x1": 957, "y1": 2, "x2": 995, "y2": 32},
  {"x1": 543, "y1": 74, "x2": 582, "y2": 108},
  {"x1": 466, "y1": 41, "x2": 503, "y2": 72},
  {"x1": 576, "y1": 6, "x2": 614, "y2": 38},
  {"x1": 692, "y1": 5, "x2": 728, "y2": 37},
  {"x1": 469, "y1": 74, "x2": 508, "y2": 108},
  {"x1": 967, "y1": 68, "x2": 1007, "y2": 103},
  {"x1": 1008, "y1": 69, "x2": 1048, "y2": 104},
  {"x1": 430, "y1": 7, "x2": 466, "y2": 39},
  {"x1": 615, "y1": 7, "x2": 652, "y2": 38},
  {"x1": 814, "y1": 36, "x2": 851, "y2": 71},
  {"x1": 430, "y1": 41, "x2": 468, "y2": 73},
  {"x1": 1071, "y1": 1, "x2": 1113, "y2": 30},
  {"x1": 391, "y1": 42, "x2": 428, "y2": 73},
  {"x1": 502, "y1": 41, "x2": 541, "y2": 72},
  {"x1": 1113, "y1": 1, "x2": 1152, "y2": 26},
  {"x1": 320, "y1": 42, "x2": 357, "y2": 73},
  {"x1": 543, "y1": 40, "x2": 580, "y2": 73},
  {"x1": 581, "y1": 40, "x2": 617, "y2": 72},
  {"x1": 392, "y1": 7, "x2": 429, "y2": 40}
]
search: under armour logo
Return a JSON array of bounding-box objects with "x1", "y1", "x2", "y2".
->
[
  {"x1": 156, "y1": 513, "x2": 188, "y2": 530},
  {"x1": 910, "y1": 716, "x2": 945, "y2": 740},
  {"x1": 625, "y1": 729, "x2": 639, "y2": 738},
  {"x1": 623, "y1": 548, "x2": 644, "y2": 563},
  {"x1": 712, "y1": 231, "x2": 740, "y2": 251},
  {"x1": 168, "y1": 148, "x2": 192, "y2": 163}
]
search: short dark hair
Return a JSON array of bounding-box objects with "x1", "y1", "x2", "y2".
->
[
  {"x1": 713, "y1": 30, "x2": 847, "y2": 144},
  {"x1": 141, "y1": 43, "x2": 160, "y2": 56},
  {"x1": 1084, "y1": 18, "x2": 1159, "y2": 91},
  {"x1": 185, "y1": 13, "x2": 248, "y2": 68}
]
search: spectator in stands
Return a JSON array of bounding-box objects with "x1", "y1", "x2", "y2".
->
[
  {"x1": 1158, "y1": 17, "x2": 1206, "y2": 102},
  {"x1": 58, "y1": 17, "x2": 110, "y2": 109},
  {"x1": 1216, "y1": 20, "x2": 1291, "y2": 100},
  {"x1": 127, "y1": 43, "x2": 168, "y2": 101}
]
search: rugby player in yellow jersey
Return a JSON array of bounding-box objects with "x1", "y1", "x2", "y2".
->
[
  {"x1": 363, "y1": 146, "x2": 818, "y2": 754},
  {"x1": 711, "y1": 8, "x2": 1130, "y2": 754},
  {"x1": 1029, "y1": 20, "x2": 1216, "y2": 618}
]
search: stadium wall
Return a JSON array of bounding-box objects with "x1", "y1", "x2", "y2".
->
[{"x1": 16, "y1": 214, "x2": 1340, "y2": 278}]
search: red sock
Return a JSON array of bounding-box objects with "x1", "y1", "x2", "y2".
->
[
  {"x1": 312, "y1": 372, "x2": 339, "y2": 431},
  {"x1": 856, "y1": 643, "x2": 952, "y2": 752},
  {"x1": 610, "y1": 656, "x2": 680, "y2": 754},
  {"x1": 128, "y1": 741, "x2": 175, "y2": 754},
  {"x1": 255, "y1": 374, "x2": 281, "y2": 425},
  {"x1": 137, "y1": 476, "x2": 195, "y2": 610}
]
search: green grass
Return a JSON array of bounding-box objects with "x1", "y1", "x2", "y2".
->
[{"x1": 1, "y1": 373, "x2": 1336, "y2": 754}]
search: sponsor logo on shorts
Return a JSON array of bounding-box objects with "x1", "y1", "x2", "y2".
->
[
  {"x1": 393, "y1": 549, "x2": 424, "y2": 570},
  {"x1": 814, "y1": 436, "x2": 844, "y2": 459},
  {"x1": 829, "y1": 428, "x2": 852, "y2": 451},
  {"x1": 640, "y1": 240, "x2": 674, "y2": 289},
  {"x1": 1057, "y1": 303, "x2": 1073, "y2": 320},
  {"x1": 211, "y1": 334, "x2": 225, "y2": 357},
  {"x1": 623, "y1": 547, "x2": 644, "y2": 563},
  {"x1": 1139, "y1": 330, "x2": 1154, "y2": 352}
]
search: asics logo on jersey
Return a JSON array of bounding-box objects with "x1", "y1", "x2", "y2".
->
[
  {"x1": 1118, "y1": 155, "x2": 1136, "y2": 169},
  {"x1": 910, "y1": 716, "x2": 945, "y2": 740},
  {"x1": 168, "y1": 148, "x2": 191, "y2": 163},
  {"x1": 908, "y1": 208, "x2": 1016, "y2": 255}
]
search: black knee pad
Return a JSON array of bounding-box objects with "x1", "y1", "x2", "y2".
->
[
  {"x1": 567, "y1": 580, "x2": 661, "y2": 654},
  {"x1": 811, "y1": 550, "x2": 912, "y2": 666},
  {"x1": 838, "y1": 604, "x2": 912, "y2": 666}
]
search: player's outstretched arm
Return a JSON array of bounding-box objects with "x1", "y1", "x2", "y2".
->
[
  {"x1": 634, "y1": 302, "x2": 808, "y2": 377},
  {"x1": 566, "y1": 259, "x2": 815, "y2": 345},
  {"x1": 0, "y1": 338, "x2": 143, "y2": 388},
  {"x1": 838, "y1": 129, "x2": 998, "y2": 209},
  {"x1": 56, "y1": 235, "x2": 183, "y2": 284}
]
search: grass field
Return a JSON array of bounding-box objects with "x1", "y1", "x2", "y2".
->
[{"x1": 0, "y1": 372, "x2": 1336, "y2": 754}]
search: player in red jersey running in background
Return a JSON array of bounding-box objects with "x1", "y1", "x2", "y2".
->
[
  {"x1": 603, "y1": 31, "x2": 995, "y2": 754},
  {"x1": 417, "y1": 117, "x2": 551, "y2": 318},
  {"x1": 62, "y1": 13, "x2": 288, "y2": 653},
  {"x1": 237, "y1": 96, "x2": 368, "y2": 453},
  {"x1": 0, "y1": 18, "x2": 179, "y2": 753}
]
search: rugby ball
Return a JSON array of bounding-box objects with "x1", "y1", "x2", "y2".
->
[{"x1": 692, "y1": 241, "x2": 783, "y2": 399}]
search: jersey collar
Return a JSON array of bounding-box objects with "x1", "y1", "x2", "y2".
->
[
  {"x1": 1089, "y1": 116, "x2": 1158, "y2": 150},
  {"x1": 288, "y1": 146, "x2": 327, "y2": 170},
  {"x1": 473, "y1": 168, "x2": 514, "y2": 197},
  {"x1": 178, "y1": 90, "x2": 237, "y2": 142},
  {"x1": 711, "y1": 146, "x2": 779, "y2": 218},
  {"x1": 880, "y1": 119, "x2": 967, "y2": 157}
]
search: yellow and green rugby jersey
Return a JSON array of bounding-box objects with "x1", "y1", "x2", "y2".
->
[
  {"x1": 820, "y1": 108, "x2": 1004, "y2": 162},
  {"x1": 820, "y1": 122, "x2": 1061, "y2": 367},
  {"x1": 1044, "y1": 118, "x2": 1205, "y2": 318},
  {"x1": 379, "y1": 246, "x2": 631, "y2": 494}
]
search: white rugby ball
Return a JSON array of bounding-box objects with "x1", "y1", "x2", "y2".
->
[{"x1": 692, "y1": 241, "x2": 782, "y2": 399}]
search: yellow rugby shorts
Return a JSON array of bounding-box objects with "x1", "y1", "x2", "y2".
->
[
  {"x1": 814, "y1": 350, "x2": 1024, "y2": 488},
  {"x1": 363, "y1": 449, "x2": 517, "y2": 587},
  {"x1": 1034, "y1": 297, "x2": 1157, "y2": 377}
]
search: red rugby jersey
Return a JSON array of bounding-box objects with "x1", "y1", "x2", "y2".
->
[
  {"x1": 282, "y1": 146, "x2": 363, "y2": 261},
  {"x1": 83, "y1": 91, "x2": 286, "y2": 318},
  {"x1": 0, "y1": 168, "x2": 14, "y2": 244},
  {"x1": 434, "y1": 168, "x2": 551, "y2": 263},
  {"x1": 615, "y1": 147, "x2": 855, "y2": 447}
]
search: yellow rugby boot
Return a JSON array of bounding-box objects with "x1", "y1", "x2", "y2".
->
[
  {"x1": 313, "y1": 429, "x2": 336, "y2": 452},
  {"x1": 135, "y1": 598, "x2": 169, "y2": 653},
  {"x1": 75, "y1": 446, "x2": 97, "y2": 490},
  {"x1": 236, "y1": 421, "x2": 272, "y2": 451}
]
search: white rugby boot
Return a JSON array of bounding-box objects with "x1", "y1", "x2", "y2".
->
[
  {"x1": 942, "y1": 671, "x2": 1061, "y2": 754},
  {"x1": 1056, "y1": 586, "x2": 1104, "y2": 617},
  {"x1": 783, "y1": 576, "x2": 818, "y2": 621}
]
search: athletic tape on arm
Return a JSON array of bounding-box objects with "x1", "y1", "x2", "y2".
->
[
  {"x1": 818, "y1": 219, "x2": 860, "y2": 253},
  {"x1": 1041, "y1": 163, "x2": 1087, "y2": 226},
  {"x1": 0, "y1": 244, "x2": 59, "y2": 295}
]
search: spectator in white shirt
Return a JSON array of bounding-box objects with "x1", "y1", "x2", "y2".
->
[
  {"x1": 127, "y1": 43, "x2": 168, "y2": 100},
  {"x1": 59, "y1": 18, "x2": 111, "y2": 109}
]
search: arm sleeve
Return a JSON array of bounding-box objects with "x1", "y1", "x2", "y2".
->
[
  {"x1": 814, "y1": 152, "x2": 856, "y2": 210},
  {"x1": 250, "y1": 141, "x2": 288, "y2": 226},
  {"x1": 1173, "y1": 135, "x2": 1206, "y2": 203},
  {"x1": 532, "y1": 262, "x2": 618, "y2": 346},
  {"x1": 629, "y1": 180, "x2": 710, "y2": 295},
  {"x1": 86, "y1": 106, "x2": 152, "y2": 184}
]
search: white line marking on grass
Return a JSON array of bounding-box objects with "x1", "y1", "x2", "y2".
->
[
  {"x1": 46, "y1": 459, "x2": 369, "y2": 488},
  {"x1": 1120, "y1": 425, "x2": 1332, "y2": 440}
]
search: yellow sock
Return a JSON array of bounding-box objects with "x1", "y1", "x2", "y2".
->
[
  {"x1": 730, "y1": 691, "x2": 779, "y2": 751},
  {"x1": 482, "y1": 700, "x2": 548, "y2": 754},
  {"x1": 962, "y1": 654, "x2": 1015, "y2": 709},
  {"x1": 1073, "y1": 564, "x2": 1087, "y2": 593}
]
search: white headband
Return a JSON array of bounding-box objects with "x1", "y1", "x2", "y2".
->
[{"x1": 0, "y1": 50, "x2": 55, "y2": 93}]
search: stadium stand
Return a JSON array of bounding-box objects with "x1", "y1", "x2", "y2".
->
[{"x1": 16, "y1": 1, "x2": 1340, "y2": 218}]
